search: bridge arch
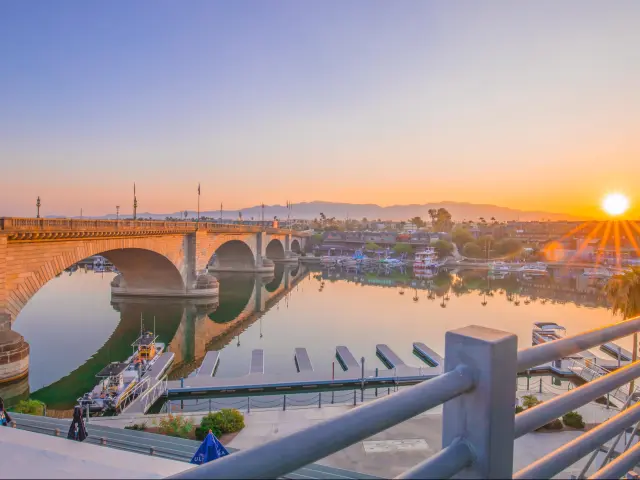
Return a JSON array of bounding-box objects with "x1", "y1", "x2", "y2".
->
[
  {"x1": 291, "y1": 239, "x2": 301, "y2": 254},
  {"x1": 3, "y1": 237, "x2": 188, "y2": 322},
  {"x1": 266, "y1": 238, "x2": 285, "y2": 260},
  {"x1": 212, "y1": 240, "x2": 256, "y2": 270}
]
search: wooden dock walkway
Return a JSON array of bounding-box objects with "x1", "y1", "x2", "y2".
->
[
  {"x1": 196, "y1": 351, "x2": 220, "y2": 378},
  {"x1": 295, "y1": 348, "x2": 313, "y2": 372},
  {"x1": 336, "y1": 346, "x2": 360, "y2": 371}
]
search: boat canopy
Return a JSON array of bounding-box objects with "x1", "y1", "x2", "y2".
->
[
  {"x1": 96, "y1": 362, "x2": 129, "y2": 378},
  {"x1": 132, "y1": 332, "x2": 158, "y2": 347},
  {"x1": 533, "y1": 322, "x2": 566, "y2": 330}
]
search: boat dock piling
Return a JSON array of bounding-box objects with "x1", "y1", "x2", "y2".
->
[
  {"x1": 336, "y1": 346, "x2": 359, "y2": 371},
  {"x1": 376, "y1": 344, "x2": 406, "y2": 369},
  {"x1": 294, "y1": 348, "x2": 313, "y2": 373},
  {"x1": 250, "y1": 349, "x2": 264, "y2": 374},
  {"x1": 196, "y1": 351, "x2": 220, "y2": 378}
]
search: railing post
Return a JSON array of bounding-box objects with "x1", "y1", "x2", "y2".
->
[
  {"x1": 283, "y1": 395, "x2": 287, "y2": 411},
  {"x1": 353, "y1": 390, "x2": 356, "y2": 406},
  {"x1": 442, "y1": 325, "x2": 517, "y2": 479}
]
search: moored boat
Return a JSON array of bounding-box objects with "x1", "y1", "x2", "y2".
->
[
  {"x1": 77, "y1": 320, "x2": 166, "y2": 415},
  {"x1": 518, "y1": 262, "x2": 548, "y2": 275},
  {"x1": 532, "y1": 322, "x2": 566, "y2": 346},
  {"x1": 489, "y1": 261, "x2": 510, "y2": 272},
  {"x1": 413, "y1": 247, "x2": 442, "y2": 269}
]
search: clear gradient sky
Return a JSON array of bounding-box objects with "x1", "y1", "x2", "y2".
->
[{"x1": 2, "y1": 1, "x2": 639, "y2": 219}]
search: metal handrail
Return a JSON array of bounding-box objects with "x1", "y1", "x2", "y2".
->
[
  {"x1": 514, "y1": 361, "x2": 640, "y2": 438},
  {"x1": 517, "y1": 316, "x2": 640, "y2": 371},
  {"x1": 164, "y1": 319, "x2": 640, "y2": 479},
  {"x1": 168, "y1": 366, "x2": 474, "y2": 479},
  {"x1": 515, "y1": 400, "x2": 640, "y2": 479}
]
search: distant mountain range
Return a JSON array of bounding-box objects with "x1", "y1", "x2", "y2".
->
[{"x1": 56, "y1": 201, "x2": 590, "y2": 222}]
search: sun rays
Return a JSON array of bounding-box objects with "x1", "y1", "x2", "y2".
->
[{"x1": 546, "y1": 218, "x2": 640, "y2": 270}]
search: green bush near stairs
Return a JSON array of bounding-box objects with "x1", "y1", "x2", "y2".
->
[{"x1": 196, "y1": 409, "x2": 245, "y2": 441}]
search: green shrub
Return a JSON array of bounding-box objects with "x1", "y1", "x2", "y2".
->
[
  {"x1": 515, "y1": 405, "x2": 524, "y2": 414},
  {"x1": 157, "y1": 415, "x2": 193, "y2": 438},
  {"x1": 11, "y1": 399, "x2": 45, "y2": 416},
  {"x1": 521, "y1": 395, "x2": 540, "y2": 409},
  {"x1": 196, "y1": 409, "x2": 245, "y2": 440},
  {"x1": 543, "y1": 418, "x2": 563, "y2": 430},
  {"x1": 125, "y1": 422, "x2": 147, "y2": 431},
  {"x1": 562, "y1": 411, "x2": 585, "y2": 429}
]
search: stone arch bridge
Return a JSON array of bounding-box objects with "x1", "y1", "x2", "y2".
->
[{"x1": 0, "y1": 217, "x2": 308, "y2": 383}]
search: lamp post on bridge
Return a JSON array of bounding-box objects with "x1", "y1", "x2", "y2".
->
[
  {"x1": 36, "y1": 196, "x2": 41, "y2": 218},
  {"x1": 133, "y1": 183, "x2": 138, "y2": 221}
]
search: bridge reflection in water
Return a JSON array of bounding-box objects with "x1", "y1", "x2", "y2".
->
[{"x1": 1, "y1": 264, "x2": 306, "y2": 410}]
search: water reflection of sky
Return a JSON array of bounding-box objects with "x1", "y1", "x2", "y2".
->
[{"x1": 9, "y1": 266, "x2": 625, "y2": 404}]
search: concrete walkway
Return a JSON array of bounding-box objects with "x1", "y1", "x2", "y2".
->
[{"x1": 0, "y1": 427, "x2": 191, "y2": 479}]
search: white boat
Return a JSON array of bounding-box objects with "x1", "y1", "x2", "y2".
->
[
  {"x1": 413, "y1": 247, "x2": 442, "y2": 269},
  {"x1": 489, "y1": 261, "x2": 510, "y2": 272},
  {"x1": 532, "y1": 322, "x2": 566, "y2": 346},
  {"x1": 77, "y1": 321, "x2": 165, "y2": 414},
  {"x1": 518, "y1": 262, "x2": 548, "y2": 275},
  {"x1": 583, "y1": 267, "x2": 613, "y2": 279}
]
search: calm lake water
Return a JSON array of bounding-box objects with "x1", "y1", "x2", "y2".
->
[{"x1": 2, "y1": 263, "x2": 624, "y2": 409}]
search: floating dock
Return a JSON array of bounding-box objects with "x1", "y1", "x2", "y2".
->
[
  {"x1": 250, "y1": 349, "x2": 264, "y2": 375},
  {"x1": 196, "y1": 351, "x2": 220, "y2": 378},
  {"x1": 413, "y1": 343, "x2": 443, "y2": 368},
  {"x1": 376, "y1": 344, "x2": 406, "y2": 369},
  {"x1": 165, "y1": 343, "x2": 443, "y2": 398},
  {"x1": 600, "y1": 342, "x2": 633, "y2": 362},
  {"x1": 295, "y1": 348, "x2": 313, "y2": 372},
  {"x1": 336, "y1": 346, "x2": 360, "y2": 371}
]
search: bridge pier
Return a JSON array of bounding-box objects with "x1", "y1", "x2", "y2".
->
[
  {"x1": 109, "y1": 273, "x2": 219, "y2": 298},
  {"x1": 0, "y1": 320, "x2": 29, "y2": 385}
]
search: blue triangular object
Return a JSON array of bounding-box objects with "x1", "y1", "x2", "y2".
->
[{"x1": 190, "y1": 431, "x2": 229, "y2": 465}]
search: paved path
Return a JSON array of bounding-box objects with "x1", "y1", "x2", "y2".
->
[{"x1": 10, "y1": 412, "x2": 377, "y2": 479}]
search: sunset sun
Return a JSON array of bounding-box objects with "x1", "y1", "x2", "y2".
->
[{"x1": 602, "y1": 193, "x2": 630, "y2": 216}]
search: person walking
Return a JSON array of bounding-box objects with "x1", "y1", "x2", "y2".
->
[
  {"x1": 0, "y1": 397, "x2": 12, "y2": 427},
  {"x1": 67, "y1": 405, "x2": 88, "y2": 441}
]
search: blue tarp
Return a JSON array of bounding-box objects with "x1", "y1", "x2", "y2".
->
[{"x1": 190, "y1": 431, "x2": 229, "y2": 465}]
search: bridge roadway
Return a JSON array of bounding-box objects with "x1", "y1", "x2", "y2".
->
[{"x1": 9, "y1": 413, "x2": 378, "y2": 480}]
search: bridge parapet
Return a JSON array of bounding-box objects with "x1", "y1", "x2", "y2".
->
[{"x1": 0, "y1": 217, "x2": 308, "y2": 239}]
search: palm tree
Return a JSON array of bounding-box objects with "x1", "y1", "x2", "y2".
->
[{"x1": 606, "y1": 267, "x2": 640, "y2": 395}]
